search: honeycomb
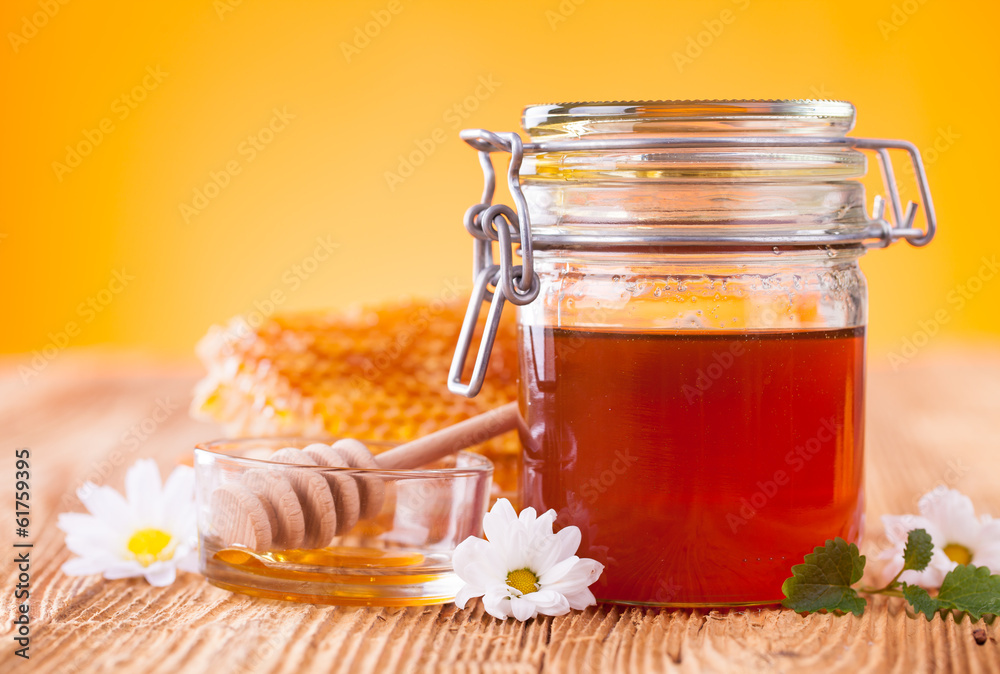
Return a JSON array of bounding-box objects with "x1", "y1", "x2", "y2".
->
[{"x1": 191, "y1": 296, "x2": 520, "y2": 493}]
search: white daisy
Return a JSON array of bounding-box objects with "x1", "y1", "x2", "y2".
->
[
  {"x1": 879, "y1": 487, "x2": 1000, "y2": 587},
  {"x1": 57, "y1": 459, "x2": 199, "y2": 587},
  {"x1": 453, "y1": 498, "x2": 604, "y2": 621}
]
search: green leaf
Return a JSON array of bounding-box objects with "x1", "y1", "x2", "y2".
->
[
  {"x1": 902, "y1": 529, "x2": 934, "y2": 573},
  {"x1": 781, "y1": 537, "x2": 867, "y2": 616},
  {"x1": 902, "y1": 583, "x2": 940, "y2": 619},
  {"x1": 934, "y1": 564, "x2": 1000, "y2": 621}
]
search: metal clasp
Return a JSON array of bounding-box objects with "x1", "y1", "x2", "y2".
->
[
  {"x1": 448, "y1": 129, "x2": 938, "y2": 398},
  {"x1": 850, "y1": 137, "x2": 937, "y2": 248},
  {"x1": 447, "y1": 130, "x2": 539, "y2": 397}
]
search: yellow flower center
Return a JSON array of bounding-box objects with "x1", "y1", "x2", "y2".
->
[
  {"x1": 942, "y1": 543, "x2": 972, "y2": 565},
  {"x1": 506, "y1": 568, "x2": 539, "y2": 595},
  {"x1": 127, "y1": 528, "x2": 174, "y2": 567}
]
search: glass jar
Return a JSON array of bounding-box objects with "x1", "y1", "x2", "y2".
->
[{"x1": 448, "y1": 100, "x2": 936, "y2": 607}]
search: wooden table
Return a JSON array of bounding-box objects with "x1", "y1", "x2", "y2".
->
[{"x1": 2, "y1": 349, "x2": 998, "y2": 673}]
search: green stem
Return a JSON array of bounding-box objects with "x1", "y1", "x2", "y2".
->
[
  {"x1": 859, "y1": 587, "x2": 906, "y2": 599},
  {"x1": 859, "y1": 569, "x2": 904, "y2": 596}
]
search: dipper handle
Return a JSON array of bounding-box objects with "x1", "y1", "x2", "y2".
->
[{"x1": 374, "y1": 402, "x2": 518, "y2": 470}]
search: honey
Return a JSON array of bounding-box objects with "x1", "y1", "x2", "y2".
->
[
  {"x1": 213, "y1": 546, "x2": 429, "y2": 582},
  {"x1": 518, "y1": 326, "x2": 865, "y2": 605},
  {"x1": 206, "y1": 546, "x2": 453, "y2": 605}
]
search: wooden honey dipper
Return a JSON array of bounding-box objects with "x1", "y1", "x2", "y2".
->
[{"x1": 210, "y1": 402, "x2": 518, "y2": 552}]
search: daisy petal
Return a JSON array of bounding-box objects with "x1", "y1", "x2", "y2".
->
[
  {"x1": 971, "y1": 519, "x2": 1000, "y2": 568},
  {"x1": 57, "y1": 512, "x2": 101, "y2": 534},
  {"x1": 878, "y1": 546, "x2": 905, "y2": 585},
  {"x1": 528, "y1": 509, "x2": 557, "y2": 539},
  {"x1": 532, "y1": 527, "x2": 582, "y2": 578},
  {"x1": 454, "y1": 583, "x2": 485, "y2": 610},
  {"x1": 898, "y1": 548, "x2": 955, "y2": 588},
  {"x1": 544, "y1": 558, "x2": 605, "y2": 595},
  {"x1": 63, "y1": 534, "x2": 120, "y2": 560},
  {"x1": 528, "y1": 589, "x2": 571, "y2": 616},
  {"x1": 162, "y1": 466, "x2": 196, "y2": 532},
  {"x1": 176, "y1": 549, "x2": 200, "y2": 574},
  {"x1": 162, "y1": 464, "x2": 195, "y2": 500},
  {"x1": 971, "y1": 551, "x2": 1000, "y2": 575},
  {"x1": 483, "y1": 499, "x2": 519, "y2": 549},
  {"x1": 453, "y1": 537, "x2": 504, "y2": 588},
  {"x1": 510, "y1": 596, "x2": 538, "y2": 622},
  {"x1": 102, "y1": 560, "x2": 146, "y2": 580},
  {"x1": 562, "y1": 586, "x2": 598, "y2": 611},
  {"x1": 503, "y1": 526, "x2": 533, "y2": 572},
  {"x1": 879, "y1": 513, "x2": 940, "y2": 551},
  {"x1": 538, "y1": 555, "x2": 581, "y2": 586},
  {"x1": 144, "y1": 563, "x2": 177, "y2": 587},
  {"x1": 62, "y1": 556, "x2": 111, "y2": 576},
  {"x1": 919, "y1": 489, "x2": 980, "y2": 548},
  {"x1": 126, "y1": 459, "x2": 164, "y2": 525},
  {"x1": 58, "y1": 513, "x2": 123, "y2": 557},
  {"x1": 482, "y1": 590, "x2": 513, "y2": 620},
  {"x1": 79, "y1": 485, "x2": 134, "y2": 531}
]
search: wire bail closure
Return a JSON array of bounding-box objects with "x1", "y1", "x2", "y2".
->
[
  {"x1": 448, "y1": 129, "x2": 938, "y2": 397},
  {"x1": 447, "y1": 131, "x2": 539, "y2": 397}
]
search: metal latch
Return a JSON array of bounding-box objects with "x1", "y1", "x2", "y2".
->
[{"x1": 448, "y1": 130, "x2": 938, "y2": 398}]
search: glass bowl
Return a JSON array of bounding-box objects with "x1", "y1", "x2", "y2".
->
[{"x1": 194, "y1": 437, "x2": 493, "y2": 606}]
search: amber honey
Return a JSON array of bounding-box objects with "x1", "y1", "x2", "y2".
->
[
  {"x1": 205, "y1": 545, "x2": 456, "y2": 606},
  {"x1": 518, "y1": 326, "x2": 865, "y2": 605}
]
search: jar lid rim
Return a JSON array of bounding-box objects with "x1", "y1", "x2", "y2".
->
[{"x1": 522, "y1": 100, "x2": 857, "y2": 137}]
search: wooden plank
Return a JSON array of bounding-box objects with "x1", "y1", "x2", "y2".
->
[{"x1": 0, "y1": 350, "x2": 998, "y2": 673}]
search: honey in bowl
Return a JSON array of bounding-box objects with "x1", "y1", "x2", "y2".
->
[{"x1": 195, "y1": 441, "x2": 494, "y2": 606}]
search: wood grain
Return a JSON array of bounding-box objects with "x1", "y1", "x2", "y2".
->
[{"x1": 1, "y1": 349, "x2": 998, "y2": 673}]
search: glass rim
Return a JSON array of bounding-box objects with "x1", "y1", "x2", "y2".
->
[
  {"x1": 522, "y1": 99, "x2": 857, "y2": 139},
  {"x1": 194, "y1": 437, "x2": 494, "y2": 477},
  {"x1": 522, "y1": 98, "x2": 855, "y2": 133}
]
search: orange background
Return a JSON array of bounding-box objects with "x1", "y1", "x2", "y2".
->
[{"x1": 2, "y1": 0, "x2": 998, "y2": 367}]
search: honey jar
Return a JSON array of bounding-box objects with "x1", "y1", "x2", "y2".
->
[{"x1": 448, "y1": 100, "x2": 936, "y2": 606}]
